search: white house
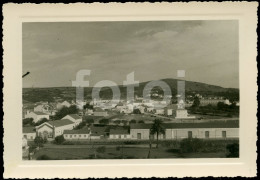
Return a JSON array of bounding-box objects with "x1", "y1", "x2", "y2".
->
[
  {"x1": 63, "y1": 127, "x2": 90, "y2": 140},
  {"x1": 23, "y1": 126, "x2": 36, "y2": 140},
  {"x1": 62, "y1": 114, "x2": 82, "y2": 126},
  {"x1": 56, "y1": 100, "x2": 71, "y2": 109},
  {"x1": 25, "y1": 111, "x2": 50, "y2": 123},
  {"x1": 35, "y1": 119, "x2": 75, "y2": 138},
  {"x1": 109, "y1": 127, "x2": 131, "y2": 139}
]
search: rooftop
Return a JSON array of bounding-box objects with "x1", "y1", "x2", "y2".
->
[
  {"x1": 48, "y1": 119, "x2": 74, "y2": 127},
  {"x1": 33, "y1": 111, "x2": 49, "y2": 115},
  {"x1": 64, "y1": 127, "x2": 90, "y2": 134},
  {"x1": 67, "y1": 114, "x2": 81, "y2": 120},
  {"x1": 130, "y1": 120, "x2": 239, "y2": 129},
  {"x1": 110, "y1": 127, "x2": 129, "y2": 135},
  {"x1": 23, "y1": 126, "x2": 35, "y2": 133}
]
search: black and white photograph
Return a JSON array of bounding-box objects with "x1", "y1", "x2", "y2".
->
[
  {"x1": 22, "y1": 20, "x2": 240, "y2": 160},
  {"x1": 3, "y1": 2, "x2": 257, "y2": 178}
]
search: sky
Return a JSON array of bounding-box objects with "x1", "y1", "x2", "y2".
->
[{"x1": 22, "y1": 20, "x2": 239, "y2": 88}]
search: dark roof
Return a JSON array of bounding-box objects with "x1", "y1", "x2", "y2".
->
[
  {"x1": 90, "y1": 126, "x2": 108, "y2": 136},
  {"x1": 48, "y1": 119, "x2": 74, "y2": 127},
  {"x1": 130, "y1": 121, "x2": 239, "y2": 129},
  {"x1": 33, "y1": 111, "x2": 49, "y2": 115},
  {"x1": 130, "y1": 124, "x2": 153, "y2": 129},
  {"x1": 110, "y1": 128, "x2": 129, "y2": 135},
  {"x1": 64, "y1": 127, "x2": 90, "y2": 134},
  {"x1": 23, "y1": 126, "x2": 35, "y2": 133},
  {"x1": 67, "y1": 114, "x2": 81, "y2": 120}
]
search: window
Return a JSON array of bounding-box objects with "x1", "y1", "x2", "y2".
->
[
  {"x1": 24, "y1": 135, "x2": 27, "y2": 138},
  {"x1": 31, "y1": 136, "x2": 33, "y2": 140},
  {"x1": 137, "y1": 133, "x2": 141, "y2": 139},
  {"x1": 119, "y1": 135, "x2": 121, "y2": 139},
  {"x1": 188, "y1": 131, "x2": 192, "y2": 138},
  {"x1": 222, "y1": 131, "x2": 227, "y2": 138},
  {"x1": 84, "y1": 135, "x2": 86, "y2": 137},
  {"x1": 79, "y1": 135, "x2": 81, "y2": 138},
  {"x1": 205, "y1": 131, "x2": 209, "y2": 138},
  {"x1": 70, "y1": 135, "x2": 72, "y2": 138},
  {"x1": 124, "y1": 135, "x2": 127, "y2": 138},
  {"x1": 74, "y1": 135, "x2": 76, "y2": 138}
]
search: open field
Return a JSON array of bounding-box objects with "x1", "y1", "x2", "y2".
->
[{"x1": 33, "y1": 145, "x2": 227, "y2": 160}]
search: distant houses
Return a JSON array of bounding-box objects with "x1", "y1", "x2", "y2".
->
[{"x1": 56, "y1": 100, "x2": 71, "y2": 109}]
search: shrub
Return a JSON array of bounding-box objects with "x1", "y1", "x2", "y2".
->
[
  {"x1": 130, "y1": 120, "x2": 136, "y2": 124},
  {"x1": 34, "y1": 136, "x2": 44, "y2": 147},
  {"x1": 37, "y1": 155, "x2": 52, "y2": 160},
  {"x1": 23, "y1": 118, "x2": 33, "y2": 126},
  {"x1": 54, "y1": 135, "x2": 65, "y2": 145},
  {"x1": 226, "y1": 143, "x2": 239, "y2": 158},
  {"x1": 96, "y1": 146, "x2": 106, "y2": 154},
  {"x1": 180, "y1": 138, "x2": 203, "y2": 153}
]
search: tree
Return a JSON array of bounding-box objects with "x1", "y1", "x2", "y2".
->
[
  {"x1": 85, "y1": 118, "x2": 94, "y2": 124},
  {"x1": 226, "y1": 143, "x2": 239, "y2": 158},
  {"x1": 130, "y1": 119, "x2": 137, "y2": 124},
  {"x1": 54, "y1": 135, "x2": 65, "y2": 145},
  {"x1": 150, "y1": 119, "x2": 165, "y2": 148},
  {"x1": 114, "y1": 120, "x2": 121, "y2": 125},
  {"x1": 23, "y1": 118, "x2": 33, "y2": 126},
  {"x1": 34, "y1": 136, "x2": 44, "y2": 148},
  {"x1": 99, "y1": 119, "x2": 109, "y2": 125},
  {"x1": 138, "y1": 120, "x2": 145, "y2": 124},
  {"x1": 192, "y1": 96, "x2": 200, "y2": 108},
  {"x1": 74, "y1": 121, "x2": 86, "y2": 130},
  {"x1": 37, "y1": 154, "x2": 52, "y2": 160},
  {"x1": 54, "y1": 105, "x2": 79, "y2": 119},
  {"x1": 133, "y1": 109, "x2": 141, "y2": 114}
]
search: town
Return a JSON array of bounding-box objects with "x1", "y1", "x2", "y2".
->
[{"x1": 22, "y1": 91, "x2": 239, "y2": 160}]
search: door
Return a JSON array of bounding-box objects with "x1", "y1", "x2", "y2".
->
[
  {"x1": 188, "y1": 131, "x2": 192, "y2": 139},
  {"x1": 137, "y1": 133, "x2": 141, "y2": 139},
  {"x1": 222, "y1": 131, "x2": 226, "y2": 138},
  {"x1": 205, "y1": 131, "x2": 209, "y2": 138}
]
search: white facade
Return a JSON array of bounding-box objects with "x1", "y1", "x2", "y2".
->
[
  {"x1": 25, "y1": 112, "x2": 50, "y2": 123},
  {"x1": 23, "y1": 132, "x2": 36, "y2": 140},
  {"x1": 109, "y1": 134, "x2": 131, "y2": 139},
  {"x1": 64, "y1": 133, "x2": 90, "y2": 140}
]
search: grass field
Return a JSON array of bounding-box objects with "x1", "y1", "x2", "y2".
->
[{"x1": 33, "y1": 145, "x2": 226, "y2": 160}]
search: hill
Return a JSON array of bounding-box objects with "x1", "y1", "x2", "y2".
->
[{"x1": 23, "y1": 78, "x2": 239, "y2": 103}]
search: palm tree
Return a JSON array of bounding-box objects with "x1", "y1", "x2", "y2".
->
[{"x1": 150, "y1": 119, "x2": 165, "y2": 148}]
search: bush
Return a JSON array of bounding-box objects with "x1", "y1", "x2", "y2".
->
[
  {"x1": 130, "y1": 120, "x2": 136, "y2": 124},
  {"x1": 74, "y1": 121, "x2": 86, "y2": 130},
  {"x1": 99, "y1": 119, "x2": 109, "y2": 125},
  {"x1": 180, "y1": 138, "x2": 203, "y2": 153},
  {"x1": 54, "y1": 135, "x2": 65, "y2": 145},
  {"x1": 23, "y1": 118, "x2": 33, "y2": 126},
  {"x1": 34, "y1": 136, "x2": 44, "y2": 147},
  {"x1": 37, "y1": 155, "x2": 52, "y2": 160},
  {"x1": 138, "y1": 120, "x2": 144, "y2": 124},
  {"x1": 226, "y1": 143, "x2": 239, "y2": 158},
  {"x1": 96, "y1": 146, "x2": 106, "y2": 154}
]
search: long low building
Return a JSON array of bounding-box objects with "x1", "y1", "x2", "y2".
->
[
  {"x1": 63, "y1": 127, "x2": 90, "y2": 140},
  {"x1": 130, "y1": 121, "x2": 239, "y2": 140}
]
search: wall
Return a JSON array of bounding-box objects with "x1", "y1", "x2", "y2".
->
[
  {"x1": 130, "y1": 129, "x2": 150, "y2": 140},
  {"x1": 165, "y1": 128, "x2": 239, "y2": 139},
  {"x1": 23, "y1": 133, "x2": 36, "y2": 140},
  {"x1": 64, "y1": 134, "x2": 90, "y2": 140},
  {"x1": 55, "y1": 124, "x2": 74, "y2": 136},
  {"x1": 109, "y1": 134, "x2": 131, "y2": 139}
]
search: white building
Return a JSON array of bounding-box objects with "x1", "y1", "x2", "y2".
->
[
  {"x1": 63, "y1": 127, "x2": 90, "y2": 140},
  {"x1": 23, "y1": 127, "x2": 36, "y2": 140},
  {"x1": 109, "y1": 127, "x2": 131, "y2": 139},
  {"x1": 62, "y1": 114, "x2": 82, "y2": 126},
  {"x1": 56, "y1": 100, "x2": 71, "y2": 109},
  {"x1": 35, "y1": 119, "x2": 75, "y2": 138},
  {"x1": 25, "y1": 111, "x2": 50, "y2": 123}
]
